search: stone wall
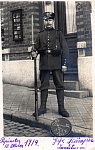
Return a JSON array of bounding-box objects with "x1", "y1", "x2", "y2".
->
[
  {"x1": 2, "y1": 59, "x2": 40, "y2": 87},
  {"x1": 78, "y1": 56, "x2": 92, "y2": 96}
]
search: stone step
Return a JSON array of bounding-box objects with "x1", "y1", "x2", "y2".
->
[
  {"x1": 49, "y1": 80, "x2": 79, "y2": 90},
  {"x1": 64, "y1": 90, "x2": 89, "y2": 98},
  {"x1": 48, "y1": 89, "x2": 89, "y2": 99},
  {"x1": 64, "y1": 81, "x2": 79, "y2": 90},
  {"x1": 64, "y1": 70, "x2": 78, "y2": 81}
]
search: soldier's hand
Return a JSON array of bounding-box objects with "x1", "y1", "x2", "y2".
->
[
  {"x1": 31, "y1": 51, "x2": 38, "y2": 58},
  {"x1": 62, "y1": 59, "x2": 67, "y2": 72},
  {"x1": 62, "y1": 65, "x2": 67, "y2": 72}
]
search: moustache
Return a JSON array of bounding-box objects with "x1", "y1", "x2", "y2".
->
[
  {"x1": 47, "y1": 24, "x2": 51, "y2": 26},
  {"x1": 47, "y1": 23, "x2": 51, "y2": 25}
]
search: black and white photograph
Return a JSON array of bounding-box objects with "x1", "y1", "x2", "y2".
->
[{"x1": 0, "y1": 1, "x2": 93, "y2": 138}]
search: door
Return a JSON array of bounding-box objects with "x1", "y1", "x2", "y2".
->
[{"x1": 54, "y1": 1, "x2": 78, "y2": 80}]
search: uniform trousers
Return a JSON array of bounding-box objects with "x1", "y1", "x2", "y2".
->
[
  {"x1": 40, "y1": 69, "x2": 64, "y2": 91},
  {"x1": 39, "y1": 69, "x2": 64, "y2": 108}
]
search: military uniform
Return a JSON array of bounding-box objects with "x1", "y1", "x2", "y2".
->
[
  {"x1": 35, "y1": 28, "x2": 69, "y2": 70},
  {"x1": 33, "y1": 12, "x2": 69, "y2": 117}
]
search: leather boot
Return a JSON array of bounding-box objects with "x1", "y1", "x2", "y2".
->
[
  {"x1": 56, "y1": 89, "x2": 69, "y2": 117},
  {"x1": 33, "y1": 89, "x2": 48, "y2": 116}
]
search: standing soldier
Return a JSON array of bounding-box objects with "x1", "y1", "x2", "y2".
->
[{"x1": 32, "y1": 12, "x2": 69, "y2": 117}]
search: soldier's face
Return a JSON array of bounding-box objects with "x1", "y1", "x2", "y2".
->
[{"x1": 44, "y1": 19, "x2": 54, "y2": 29}]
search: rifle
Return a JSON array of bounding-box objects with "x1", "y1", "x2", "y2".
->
[{"x1": 31, "y1": 15, "x2": 38, "y2": 121}]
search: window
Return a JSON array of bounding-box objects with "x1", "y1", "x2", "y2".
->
[
  {"x1": 11, "y1": 9, "x2": 23, "y2": 41},
  {"x1": 1, "y1": 8, "x2": 4, "y2": 44},
  {"x1": 44, "y1": 1, "x2": 54, "y2": 12},
  {"x1": 65, "y1": 1, "x2": 77, "y2": 34}
]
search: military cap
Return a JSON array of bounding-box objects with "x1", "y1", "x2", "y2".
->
[{"x1": 43, "y1": 12, "x2": 55, "y2": 20}]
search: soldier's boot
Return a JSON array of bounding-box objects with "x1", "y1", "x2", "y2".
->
[
  {"x1": 33, "y1": 89, "x2": 48, "y2": 116},
  {"x1": 56, "y1": 89, "x2": 69, "y2": 117}
]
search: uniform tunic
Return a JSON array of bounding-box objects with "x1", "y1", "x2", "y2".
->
[
  {"x1": 35, "y1": 28, "x2": 69, "y2": 70},
  {"x1": 35, "y1": 28, "x2": 69, "y2": 90}
]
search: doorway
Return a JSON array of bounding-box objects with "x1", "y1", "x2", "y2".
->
[{"x1": 54, "y1": 1, "x2": 78, "y2": 80}]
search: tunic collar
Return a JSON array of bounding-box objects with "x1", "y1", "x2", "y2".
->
[{"x1": 44, "y1": 27, "x2": 54, "y2": 31}]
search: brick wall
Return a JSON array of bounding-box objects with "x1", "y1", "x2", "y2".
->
[
  {"x1": 1, "y1": 1, "x2": 92, "y2": 60},
  {"x1": 2, "y1": 1, "x2": 42, "y2": 60},
  {"x1": 76, "y1": 1, "x2": 92, "y2": 56}
]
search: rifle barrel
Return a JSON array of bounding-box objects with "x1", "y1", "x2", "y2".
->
[{"x1": 32, "y1": 15, "x2": 38, "y2": 121}]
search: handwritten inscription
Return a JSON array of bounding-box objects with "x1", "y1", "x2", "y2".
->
[
  {"x1": 0, "y1": 137, "x2": 39, "y2": 148},
  {"x1": 0, "y1": 137, "x2": 94, "y2": 149},
  {"x1": 52, "y1": 137, "x2": 94, "y2": 149}
]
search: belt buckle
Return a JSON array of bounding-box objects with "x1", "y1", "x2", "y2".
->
[{"x1": 47, "y1": 50, "x2": 51, "y2": 53}]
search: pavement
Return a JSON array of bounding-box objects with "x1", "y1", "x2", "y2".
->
[
  {"x1": 3, "y1": 83, "x2": 93, "y2": 137},
  {"x1": 4, "y1": 118, "x2": 54, "y2": 137}
]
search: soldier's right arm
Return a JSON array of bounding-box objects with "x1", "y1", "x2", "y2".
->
[
  {"x1": 35, "y1": 33, "x2": 40, "y2": 50},
  {"x1": 32, "y1": 31, "x2": 44, "y2": 59},
  {"x1": 35, "y1": 31, "x2": 45, "y2": 54},
  {"x1": 31, "y1": 33, "x2": 40, "y2": 59}
]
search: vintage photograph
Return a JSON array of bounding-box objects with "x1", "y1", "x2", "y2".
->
[{"x1": 1, "y1": 1, "x2": 93, "y2": 137}]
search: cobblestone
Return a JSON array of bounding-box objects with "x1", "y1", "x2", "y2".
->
[{"x1": 4, "y1": 118, "x2": 54, "y2": 137}]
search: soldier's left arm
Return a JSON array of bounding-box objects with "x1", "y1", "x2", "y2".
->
[{"x1": 59, "y1": 31, "x2": 69, "y2": 66}]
